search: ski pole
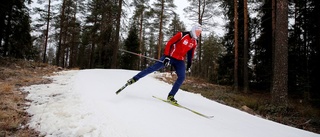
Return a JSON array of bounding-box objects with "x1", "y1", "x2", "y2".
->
[{"x1": 119, "y1": 49, "x2": 163, "y2": 63}]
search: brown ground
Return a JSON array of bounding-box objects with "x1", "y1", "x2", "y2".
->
[{"x1": 0, "y1": 57, "x2": 61, "y2": 137}]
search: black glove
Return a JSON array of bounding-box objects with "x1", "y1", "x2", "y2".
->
[
  {"x1": 186, "y1": 62, "x2": 191, "y2": 73},
  {"x1": 163, "y1": 57, "x2": 170, "y2": 67}
]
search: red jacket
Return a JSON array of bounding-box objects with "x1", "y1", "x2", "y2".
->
[{"x1": 164, "y1": 32, "x2": 197, "y2": 62}]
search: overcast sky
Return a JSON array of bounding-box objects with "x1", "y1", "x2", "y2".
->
[
  {"x1": 28, "y1": 0, "x2": 226, "y2": 39},
  {"x1": 172, "y1": 0, "x2": 226, "y2": 37}
]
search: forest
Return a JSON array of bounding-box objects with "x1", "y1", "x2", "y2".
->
[{"x1": 0, "y1": 0, "x2": 319, "y2": 108}]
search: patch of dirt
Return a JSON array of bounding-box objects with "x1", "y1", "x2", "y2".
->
[{"x1": 0, "y1": 57, "x2": 64, "y2": 137}]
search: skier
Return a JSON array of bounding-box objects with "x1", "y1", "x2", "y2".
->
[{"x1": 126, "y1": 23, "x2": 202, "y2": 104}]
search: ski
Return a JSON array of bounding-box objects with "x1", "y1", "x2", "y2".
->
[
  {"x1": 115, "y1": 83, "x2": 129, "y2": 94},
  {"x1": 152, "y1": 96, "x2": 214, "y2": 119}
]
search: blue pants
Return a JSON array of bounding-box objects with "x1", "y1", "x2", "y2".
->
[{"x1": 133, "y1": 56, "x2": 186, "y2": 96}]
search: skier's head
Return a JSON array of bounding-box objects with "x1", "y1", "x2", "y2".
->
[{"x1": 190, "y1": 23, "x2": 202, "y2": 39}]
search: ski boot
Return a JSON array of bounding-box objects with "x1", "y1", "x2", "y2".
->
[
  {"x1": 127, "y1": 78, "x2": 136, "y2": 85},
  {"x1": 167, "y1": 95, "x2": 178, "y2": 104}
]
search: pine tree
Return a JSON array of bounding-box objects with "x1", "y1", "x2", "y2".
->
[
  {"x1": 234, "y1": 0, "x2": 239, "y2": 92},
  {"x1": 217, "y1": 0, "x2": 235, "y2": 85},
  {"x1": 202, "y1": 34, "x2": 224, "y2": 82},
  {"x1": 309, "y1": 0, "x2": 320, "y2": 104},
  {"x1": 131, "y1": 0, "x2": 151, "y2": 69},
  {"x1": 271, "y1": 0, "x2": 288, "y2": 106},
  {"x1": 184, "y1": 0, "x2": 220, "y2": 77},
  {"x1": 151, "y1": 0, "x2": 176, "y2": 59},
  {"x1": 0, "y1": 0, "x2": 33, "y2": 58},
  {"x1": 111, "y1": 0, "x2": 124, "y2": 68},
  {"x1": 167, "y1": 12, "x2": 186, "y2": 36},
  {"x1": 243, "y1": 0, "x2": 249, "y2": 93},
  {"x1": 252, "y1": 0, "x2": 273, "y2": 91},
  {"x1": 31, "y1": 0, "x2": 53, "y2": 63},
  {"x1": 121, "y1": 24, "x2": 140, "y2": 70}
]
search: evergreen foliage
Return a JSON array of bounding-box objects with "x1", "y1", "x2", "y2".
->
[
  {"x1": 0, "y1": 0, "x2": 33, "y2": 59},
  {"x1": 121, "y1": 24, "x2": 140, "y2": 70}
]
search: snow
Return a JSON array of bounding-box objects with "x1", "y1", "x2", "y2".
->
[{"x1": 22, "y1": 69, "x2": 320, "y2": 137}]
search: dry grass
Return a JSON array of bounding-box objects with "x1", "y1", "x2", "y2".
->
[
  {"x1": 0, "y1": 57, "x2": 61, "y2": 137},
  {"x1": 0, "y1": 83, "x2": 13, "y2": 93},
  {"x1": 155, "y1": 72, "x2": 320, "y2": 134}
]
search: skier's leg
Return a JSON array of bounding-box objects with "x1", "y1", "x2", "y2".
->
[
  {"x1": 132, "y1": 56, "x2": 166, "y2": 81},
  {"x1": 168, "y1": 60, "x2": 185, "y2": 96}
]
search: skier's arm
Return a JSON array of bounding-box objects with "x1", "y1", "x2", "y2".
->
[{"x1": 187, "y1": 47, "x2": 195, "y2": 69}]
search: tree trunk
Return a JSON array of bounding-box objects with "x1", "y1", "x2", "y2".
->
[
  {"x1": 3, "y1": 4, "x2": 13, "y2": 57},
  {"x1": 0, "y1": 1, "x2": 10, "y2": 55},
  {"x1": 43, "y1": 0, "x2": 51, "y2": 63},
  {"x1": 90, "y1": 42, "x2": 95, "y2": 69},
  {"x1": 56, "y1": 0, "x2": 67, "y2": 67},
  {"x1": 69, "y1": 1, "x2": 78, "y2": 68},
  {"x1": 198, "y1": 0, "x2": 202, "y2": 75},
  {"x1": 271, "y1": 0, "x2": 288, "y2": 106},
  {"x1": 139, "y1": 12, "x2": 144, "y2": 69},
  {"x1": 111, "y1": 0, "x2": 123, "y2": 68},
  {"x1": 243, "y1": 0, "x2": 249, "y2": 93},
  {"x1": 234, "y1": 0, "x2": 239, "y2": 92},
  {"x1": 271, "y1": 0, "x2": 276, "y2": 84},
  {"x1": 157, "y1": 0, "x2": 164, "y2": 59}
]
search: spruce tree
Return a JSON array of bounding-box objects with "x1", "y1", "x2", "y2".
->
[{"x1": 121, "y1": 24, "x2": 140, "y2": 70}]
